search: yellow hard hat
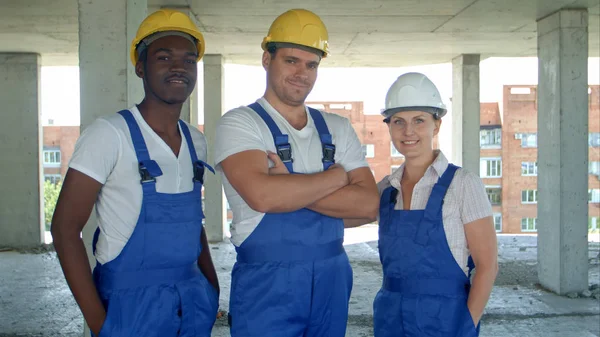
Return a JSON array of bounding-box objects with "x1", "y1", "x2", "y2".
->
[
  {"x1": 130, "y1": 8, "x2": 205, "y2": 65},
  {"x1": 261, "y1": 9, "x2": 329, "y2": 57}
]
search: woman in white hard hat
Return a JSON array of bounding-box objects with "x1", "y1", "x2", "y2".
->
[{"x1": 349, "y1": 72, "x2": 498, "y2": 336}]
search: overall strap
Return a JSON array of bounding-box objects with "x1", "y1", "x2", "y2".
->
[
  {"x1": 379, "y1": 186, "x2": 399, "y2": 228},
  {"x1": 178, "y1": 120, "x2": 215, "y2": 185},
  {"x1": 424, "y1": 164, "x2": 459, "y2": 217},
  {"x1": 248, "y1": 102, "x2": 294, "y2": 173},
  {"x1": 117, "y1": 110, "x2": 162, "y2": 193},
  {"x1": 308, "y1": 107, "x2": 336, "y2": 171},
  {"x1": 414, "y1": 164, "x2": 459, "y2": 245}
]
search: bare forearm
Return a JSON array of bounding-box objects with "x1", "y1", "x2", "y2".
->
[
  {"x1": 251, "y1": 169, "x2": 347, "y2": 213},
  {"x1": 307, "y1": 184, "x2": 379, "y2": 219},
  {"x1": 467, "y1": 263, "x2": 498, "y2": 325},
  {"x1": 52, "y1": 233, "x2": 105, "y2": 335},
  {"x1": 197, "y1": 228, "x2": 219, "y2": 294}
]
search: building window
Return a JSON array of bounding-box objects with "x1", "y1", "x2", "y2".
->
[
  {"x1": 480, "y1": 158, "x2": 502, "y2": 178},
  {"x1": 521, "y1": 189, "x2": 538, "y2": 204},
  {"x1": 391, "y1": 165, "x2": 401, "y2": 174},
  {"x1": 589, "y1": 189, "x2": 600, "y2": 203},
  {"x1": 521, "y1": 162, "x2": 538, "y2": 176},
  {"x1": 391, "y1": 142, "x2": 404, "y2": 158},
  {"x1": 493, "y1": 213, "x2": 502, "y2": 232},
  {"x1": 44, "y1": 174, "x2": 61, "y2": 185},
  {"x1": 480, "y1": 128, "x2": 502, "y2": 148},
  {"x1": 590, "y1": 217, "x2": 600, "y2": 231},
  {"x1": 43, "y1": 149, "x2": 61, "y2": 167},
  {"x1": 362, "y1": 144, "x2": 375, "y2": 158},
  {"x1": 516, "y1": 133, "x2": 537, "y2": 148},
  {"x1": 589, "y1": 133, "x2": 600, "y2": 147},
  {"x1": 485, "y1": 187, "x2": 502, "y2": 205},
  {"x1": 590, "y1": 161, "x2": 600, "y2": 175},
  {"x1": 521, "y1": 218, "x2": 538, "y2": 232}
]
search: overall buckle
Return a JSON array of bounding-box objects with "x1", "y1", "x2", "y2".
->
[
  {"x1": 322, "y1": 143, "x2": 336, "y2": 164},
  {"x1": 139, "y1": 163, "x2": 156, "y2": 183},
  {"x1": 277, "y1": 144, "x2": 293, "y2": 163}
]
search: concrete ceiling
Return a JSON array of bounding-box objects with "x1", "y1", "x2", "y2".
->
[{"x1": 0, "y1": 0, "x2": 599, "y2": 67}]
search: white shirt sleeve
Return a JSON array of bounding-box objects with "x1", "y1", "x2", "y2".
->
[
  {"x1": 459, "y1": 169, "x2": 493, "y2": 224},
  {"x1": 68, "y1": 118, "x2": 121, "y2": 184},
  {"x1": 213, "y1": 108, "x2": 266, "y2": 168},
  {"x1": 336, "y1": 117, "x2": 369, "y2": 172}
]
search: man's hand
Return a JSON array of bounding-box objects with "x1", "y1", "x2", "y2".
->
[{"x1": 267, "y1": 151, "x2": 290, "y2": 175}]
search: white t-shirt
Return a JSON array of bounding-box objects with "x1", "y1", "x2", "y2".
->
[
  {"x1": 68, "y1": 106, "x2": 208, "y2": 264},
  {"x1": 214, "y1": 98, "x2": 369, "y2": 246},
  {"x1": 376, "y1": 150, "x2": 492, "y2": 276}
]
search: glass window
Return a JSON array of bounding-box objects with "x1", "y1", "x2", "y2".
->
[
  {"x1": 521, "y1": 218, "x2": 538, "y2": 232},
  {"x1": 485, "y1": 187, "x2": 502, "y2": 205},
  {"x1": 589, "y1": 133, "x2": 600, "y2": 147},
  {"x1": 521, "y1": 162, "x2": 538, "y2": 176},
  {"x1": 480, "y1": 158, "x2": 502, "y2": 178},
  {"x1": 521, "y1": 190, "x2": 538, "y2": 204},
  {"x1": 391, "y1": 141, "x2": 404, "y2": 158},
  {"x1": 590, "y1": 161, "x2": 600, "y2": 175},
  {"x1": 493, "y1": 213, "x2": 502, "y2": 232},
  {"x1": 589, "y1": 189, "x2": 600, "y2": 203},
  {"x1": 480, "y1": 128, "x2": 502, "y2": 148},
  {"x1": 43, "y1": 149, "x2": 61, "y2": 166},
  {"x1": 362, "y1": 144, "x2": 375, "y2": 158},
  {"x1": 516, "y1": 133, "x2": 537, "y2": 148}
]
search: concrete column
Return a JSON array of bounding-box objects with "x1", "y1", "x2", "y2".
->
[
  {"x1": 0, "y1": 53, "x2": 42, "y2": 248},
  {"x1": 79, "y1": 0, "x2": 146, "y2": 335},
  {"x1": 180, "y1": 85, "x2": 198, "y2": 126},
  {"x1": 203, "y1": 55, "x2": 226, "y2": 242},
  {"x1": 452, "y1": 54, "x2": 480, "y2": 173},
  {"x1": 537, "y1": 9, "x2": 589, "y2": 295}
]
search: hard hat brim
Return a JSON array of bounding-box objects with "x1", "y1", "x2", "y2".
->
[
  {"x1": 382, "y1": 106, "x2": 447, "y2": 121},
  {"x1": 130, "y1": 27, "x2": 205, "y2": 65}
]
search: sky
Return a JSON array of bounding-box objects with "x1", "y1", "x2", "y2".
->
[{"x1": 41, "y1": 57, "x2": 600, "y2": 157}]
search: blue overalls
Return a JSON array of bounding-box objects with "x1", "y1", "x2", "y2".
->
[
  {"x1": 227, "y1": 103, "x2": 353, "y2": 337},
  {"x1": 373, "y1": 164, "x2": 480, "y2": 337},
  {"x1": 91, "y1": 109, "x2": 218, "y2": 337}
]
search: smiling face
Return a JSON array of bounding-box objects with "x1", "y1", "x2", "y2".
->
[
  {"x1": 136, "y1": 34, "x2": 198, "y2": 105},
  {"x1": 388, "y1": 110, "x2": 441, "y2": 159},
  {"x1": 262, "y1": 46, "x2": 320, "y2": 107}
]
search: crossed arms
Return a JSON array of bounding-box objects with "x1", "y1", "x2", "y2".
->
[{"x1": 219, "y1": 150, "x2": 379, "y2": 220}]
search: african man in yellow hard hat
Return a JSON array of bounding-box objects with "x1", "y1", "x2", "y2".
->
[
  {"x1": 213, "y1": 8, "x2": 379, "y2": 337},
  {"x1": 52, "y1": 9, "x2": 219, "y2": 337}
]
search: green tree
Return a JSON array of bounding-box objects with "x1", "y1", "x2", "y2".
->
[{"x1": 44, "y1": 180, "x2": 62, "y2": 231}]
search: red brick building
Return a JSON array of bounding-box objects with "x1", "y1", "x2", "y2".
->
[{"x1": 42, "y1": 85, "x2": 600, "y2": 234}]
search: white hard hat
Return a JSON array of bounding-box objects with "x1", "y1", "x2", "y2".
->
[{"x1": 382, "y1": 72, "x2": 447, "y2": 121}]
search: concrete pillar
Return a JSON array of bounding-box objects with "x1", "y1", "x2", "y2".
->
[
  {"x1": 537, "y1": 9, "x2": 589, "y2": 295},
  {"x1": 452, "y1": 54, "x2": 480, "y2": 173},
  {"x1": 78, "y1": 0, "x2": 146, "y2": 335},
  {"x1": 203, "y1": 55, "x2": 226, "y2": 242},
  {"x1": 180, "y1": 85, "x2": 198, "y2": 125},
  {"x1": 0, "y1": 53, "x2": 43, "y2": 248}
]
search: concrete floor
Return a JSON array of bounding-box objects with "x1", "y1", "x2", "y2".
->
[{"x1": 1, "y1": 227, "x2": 599, "y2": 337}]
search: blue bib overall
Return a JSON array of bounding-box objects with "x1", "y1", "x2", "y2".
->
[
  {"x1": 91, "y1": 110, "x2": 218, "y2": 337},
  {"x1": 373, "y1": 164, "x2": 480, "y2": 337},
  {"x1": 227, "y1": 103, "x2": 353, "y2": 337}
]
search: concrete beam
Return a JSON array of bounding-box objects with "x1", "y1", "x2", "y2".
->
[
  {"x1": 203, "y1": 54, "x2": 226, "y2": 242},
  {"x1": 452, "y1": 54, "x2": 481, "y2": 173},
  {"x1": 78, "y1": 0, "x2": 147, "y2": 335},
  {"x1": 0, "y1": 53, "x2": 43, "y2": 248},
  {"x1": 537, "y1": 9, "x2": 589, "y2": 295}
]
